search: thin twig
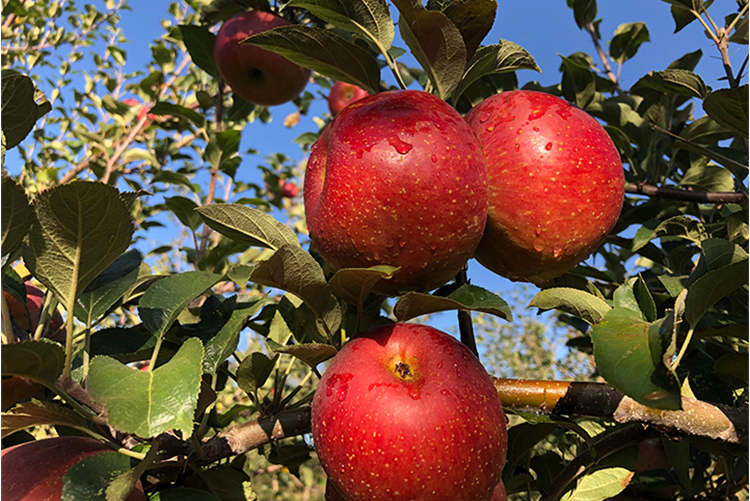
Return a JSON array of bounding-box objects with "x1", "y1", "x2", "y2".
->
[{"x1": 625, "y1": 183, "x2": 748, "y2": 204}]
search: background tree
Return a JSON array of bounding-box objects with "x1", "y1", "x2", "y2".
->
[{"x1": 1, "y1": 0, "x2": 747, "y2": 500}]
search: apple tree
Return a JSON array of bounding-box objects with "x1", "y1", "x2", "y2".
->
[{"x1": 1, "y1": 0, "x2": 747, "y2": 500}]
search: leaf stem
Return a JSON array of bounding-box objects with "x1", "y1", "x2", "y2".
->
[
  {"x1": 671, "y1": 326, "x2": 695, "y2": 371},
  {"x1": 148, "y1": 336, "x2": 165, "y2": 371},
  {"x1": 1, "y1": 290, "x2": 16, "y2": 344}
]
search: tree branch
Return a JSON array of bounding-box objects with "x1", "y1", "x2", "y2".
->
[
  {"x1": 625, "y1": 183, "x2": 748, "y2": 204},
  {"x1": 494, "y1": 378, "x2": 748, "y2": 447}
]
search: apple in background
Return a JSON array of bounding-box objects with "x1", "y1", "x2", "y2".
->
[
  {"x1": 304, "y1": 90, "x2": 488, "y2": 296},
  {"x1": 490, "y1": 480, "x2": 508, "y2": 501},
  {"x1": 312, "y1": 323, "x2": 507, "y2": 501},
  {"x1": 465, "y1": 90, "x2": 624, "y2": 285},
  {"x1": 1, "y1": 436, "x2": 146, "y2": 501},
  {"x1": 280, "y1": 181, "x2": 299, "y2": 198},
  {"x1": 4, "y1": 281, "x2": 65, "y2": 342},
  {"x1": 328, "y1": 81, "x2": 369, "y2": 116},
  {"x1": 214, "y1": 10, "x2": 311, "y2": 107}
]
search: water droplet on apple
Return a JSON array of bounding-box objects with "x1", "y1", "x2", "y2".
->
[
  {"x1": 430, "y1": 243, "x2": 438, "y2": 251},
  {"x1": 399, "y1": 238, "x2": 407, "y2": 248},
  {"x1": 553, "y1": 245, "x2": 564, "y2": 258},
  {"x1": 454, "y1": 363, "x2": 462, "y2": 378},
  {"x1": 535, "y1": 226, "x2": 542, "y2": 236},
  {"x1": 532, "y1": 126, "x2": 540, "y2": 132},
  {"x1": 408, "y1": 387, "x2": 420, "y2": 400},
  {"x1": 339, "y1": 464, "x2": 346, "y2": 474},
  {"x1": 533, "y1": 240, "x2": 544, "y2": 252},
  {"x1": 545, "y1": 142, "x2": 553, "y2": 151},
  {"x1": 400, "y1": 191, "x2": 409, "y2": 200},
  {"x1": 430, "y1": 154, "x2": 438, "y2": 163},
  {"x1": 437, "y1": 360, "x2": 444, "y2": 369},
  {"x1": 440, "y1": 389, "x2": 450, "y2": 396},
  {"x1": 479, "y1": 111, "x2": 492, "y2": 123},
  {"x1": 337, "y1": 386, "x2": 348, "y2": 402},
  {"x1": 528, "y1": 109, "x2": 544, "y2": 121},
  {"x1": 388, "y1": 137, "x2": 413, "y2": 155}
]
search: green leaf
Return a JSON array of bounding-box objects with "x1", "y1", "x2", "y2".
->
[
  {"x1": 237, "y1": 351, "x2": 278, "y2": 395},
  {"x1": 22, "y1": 181, "x2": 134, "y2": 309},
  {"x1": 250, "y1": 244, "x2": 341, "y2": 335},
  {"x1": 138, "y1": 271, "x2": 222, "y2": 340},
  {"x1": 392, "y1": 0, "x2": 467, "y2": 99},
  {"x1": 394, "y1": 284, "x2": 512, "y2": 322},
  {"x1": 559, "y1": 445, "x2": 638, "y2": 501},
  {"x1": 442, "y1": 0, "x2": 497, "y2": 59},
  {"x1": 569, "y1": 0, "x2": 597, "y2": 30},
  {"x1": 1, "y1": 401, "x2": 90, "y2": 439},
  {"x1": 196, "y1": 203, "x2": 300, "y2": 251},
  {"x1": 632, "y1": 69, "x2": 709, "y2": 99},
  {"x1": 452, "y1": 41, "x2": 539, "y2": 105},
  {"x1": 73, "y1": 250, "x2": 141, "y2": 324},
  {"x1": 179, "y1": 24, "x2": 218, "y2": 77},
  {"x1": 329, "y1": 265, "x2": 400, "y2": 305},
  {"x1": 1, "y1": 174, "x2": 32, "y2": 260},
  {"x1": 1, "y1": 339, "x2": 65, "y2": 387},
  {"x1": 149, "y1": 101, "x2": 206, "y2": 127},
  {"x1": 286, "y1": 0, "x2": 395, "y2": 52},
  {"x1": 61, "y1": 451, "x2": 133, "y2": 501},
  {"x1": 591, "y1": 311, "x2": 681, "y2": 410},
  {"x1": 613, "y1": 279, "x2": 644, "y2": 320},
  {"x1": 635, "y1": 215, "x2": 708, "y2": 249},
  {"x1": 560, "y1": 55, "x2": 596, "y2": 109},
  {"x1": 1, "y1": 72, "x2": 51, "y2": 149},
  {"x1": 700, "y1": 238, "x2": 749, "y2": 271},
  {"x1": 679, "y1": 163, "x2": 735, "y2": 192},
  {"x1": 609, "y1": 22, "x2": 650, "y2": 63},
  {"x1": 703, "y1": 85, "x2": 749, "y2": 137},
  {"x1": 244, "y1": 25, "x2": 381, "y2": 95},
  {"x1": 202, "y1": 295, "x2": 269, "y2": 374},
  {"x1": 87, "y1": 338, "x2": 204, "y2": 438},
  {"x1": 685, "y1": 259, "x2": 749, "y2": 325},
  {"x1": 89, "y1": 325, "x2": 158, "y2": 363},
  {"x1": 633, "y1": 276, "x2": 657, "y2": 322},
  {"x1": 267, "y1": 339, "x2": 337, "y2": 369},
  {"x1": 165, "y1": 196, "x2": 202, "y2": 231},
  {"x1": 529, "y1": 287, "x2": 611, "y2": 325}
]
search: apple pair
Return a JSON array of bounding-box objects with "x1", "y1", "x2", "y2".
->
[{"x1": 304, "y1": 88, "x2": 624, "y2": 294}]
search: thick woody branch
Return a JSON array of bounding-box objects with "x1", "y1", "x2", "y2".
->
[
  {"x1": 494, "y1": 378, "x2": 748, "y2": 447},
  {"x1": 157, "y1": 406, "x2": 311, "y2": 469},
  {"x1": 625, "y1": 183, "x2": 748, "y2": 204}
]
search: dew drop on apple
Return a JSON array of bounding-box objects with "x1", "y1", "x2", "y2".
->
[
  {"x1": 479, "y1": 110, "x2": 492, "y2": 123},
  {"x1": 553, "y1": 245, "x2": 564, "y2": 258},
  {"x1": 336, "y1": 385, "x2": 348, "y2": 402},
  {"x1": 440, "y1": 389, "x2": 450, "y2": 397},
  {"x1": 437, "y1": 360, "x2": 444, "y2": 369},
  {"x1": 430, "y1": 154, "x2": 438, "y2": 163},
  {"x1": 533, "y1": 240, "x2": 544, "y2": 252},
  {"x1": 408, "y1": 387, "x2": 420, "y2": 400},
  {"x1": 388, "y1": 137, "x2": 413, "y2": 155},
  {"x1": 399, "y1": 238, "x2": 407, "y2": 248},
  {"x1": 535, "y1": 226, "x2": 542, "y2": 237},
  {"x1": 545, "y1": 142, "x2": 553, "y2": 151}
]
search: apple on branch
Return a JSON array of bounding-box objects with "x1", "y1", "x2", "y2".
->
[
  {"x1": 328, "y1": 81, "x2": 370, "y2": 116},
  {"x1": 4, "y1": 281, "x2": 65, "y2": 342},
  {"x1": 312, "y1": 323, "x2": 507, "y2": 501},
  {"x1": 214, "y1": 10, "x2": 311, "y2": 107},
  {"x1": 304, "y1": 89, "x2": 488, "y2": 296},
  {"x1": 465, "y1": 90, "x2": 625, "y2": 284},
  {"x1": 1, "y1": 436, "x2": 147, "y2": 501}
]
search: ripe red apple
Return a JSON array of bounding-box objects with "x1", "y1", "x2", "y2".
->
[
  {"x1": 4, "y1": 281, "x2": 65, "y2": 342},
  {"x1": 328, "y1": 81, "x2": 369, "y2": 116},
  {"x1": 280, "y1": 181, "x2": 299, "y2": 198},
  {"x1": 465, "y1": 90, "x2": 624, "y2": 284},
  {"x1": 311, "y1": 323, "x2": 507, "y2": 501},
  {"x1": 214, "y1": 10, "x2": 311, "y2": 106},
  {"x1": 1, "y1": 436, "x2": 146, "y2": 501},
  {"x1": 490, "y1": 480, "x2": 508, "y2": 501},
  {"x1": 304, "y1": 90, "x2": 488, "y2": 296}
]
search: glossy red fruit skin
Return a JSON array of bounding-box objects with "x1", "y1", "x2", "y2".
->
[
  {"x1": 4, "y1": 282, "x2": 65, "y2": 342},
  {"x1": 311, "y1": 323, "x2": 507, "y2": 501},
  {"x1": 465, "y1": 90, "x2": 624, "y2": 284},
  {"x1": 1, "y1": 437, "x2": 147, "y2": 501},
  {"x1": 214, "y1": 11, "x2": 311, "y2": 106},
  {"x1": 304, "y1": 90, "x2": 488, "y2": 296},
  {"x1": 490, "y1": 480, "x2": 508, "y2": 501},
  {"x1": 328, "y1": 81, "x2": 370, "y2": 116}
]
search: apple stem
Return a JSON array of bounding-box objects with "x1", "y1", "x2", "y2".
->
[{"x1": 455, "y1": 268, "x2": 478, "y2": 356}]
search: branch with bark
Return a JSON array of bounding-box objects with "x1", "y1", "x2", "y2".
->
[{"x1": 625, "y1": 182, "x2": 748, "y2": 204}]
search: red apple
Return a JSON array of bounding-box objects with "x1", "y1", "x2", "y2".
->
[
  {"x1": 280, "y1": 181, "x2": 299, "y2": 198},
  {"x1": 4, "y1": 281, "x2": 65, "y2": 342},
  {"x1": 328, "y1": 81, "x2": 370, "y2": 116},
  {"x1": 325, "y1": 480, "x2": 347, "y2": 501},
  {"x1": 465, "y1": 90, "x2": 624, "y2": 284},
  {"x1": 311, "y1": 323, "x2": 507, "y2": 501},
  {"x1": 304, "y1": 90, "x2": 488, "y2": 296},
  {"x1": 214, "y1": 10, "x2": 311, "y2": 106},
  {"x1": 490, "y1": 480, "x2": 508, "y2": 501},
  {"x1": 1, "y1": 436, "x2": 147, "y2": 501}
]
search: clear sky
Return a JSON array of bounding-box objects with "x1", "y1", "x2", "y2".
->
[{"x1": 10, "y1": 0, "x2": 744, "y2": 304}]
